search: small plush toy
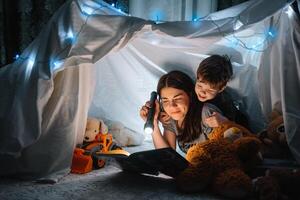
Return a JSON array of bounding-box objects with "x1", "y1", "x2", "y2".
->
[
  {"x1": 258, "y1": 101, "x2": 293, "y2": 159},
  {"x1": 108, "y1": 121, "x2": 145, "y2": 147},
  {"x1": 71, "y1": 117, "x2": 121, "y2": 174},
  {"x1": 254, "y1": 168, "x2": 300, "y2": 200},
  {"x1": 84, "y1": 117, "x2": 108, "y2": 142},
  {"x1": 176, "y1": 121, "x2": 262, "y2": 199}
]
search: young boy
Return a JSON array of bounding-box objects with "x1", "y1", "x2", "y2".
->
[
  {"x1": 195, "y1": 54, "x2": 249, "y2": 131},
  {"x1": 157, "y1": 55, "x2": 249, "y2": 150}
]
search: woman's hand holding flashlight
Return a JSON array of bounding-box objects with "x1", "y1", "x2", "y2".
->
[{"x1": 140, "y1": 92, "x2": 160, "y2": 134}]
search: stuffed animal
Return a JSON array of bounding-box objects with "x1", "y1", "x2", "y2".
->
[
  {"x1": 108, "y1": 121, "x2": 145, "y2": 147},
  {"x1": 176, "y1": 121, "x2": 262, "y2": 199},
  {"x1": 84, "y1": 117, "x2": 108, "y2": 142},
  {"x1": 71, "y1": 117, "x2": 121, "y2": 174},
  {"x1": 254, "y1": 168, "x2": 300, "y2": 200},
  {"x1": 258, "y1": 101, "x2": 293, "y2": 159}
]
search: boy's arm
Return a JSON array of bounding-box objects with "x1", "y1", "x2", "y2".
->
[{"x1": 202, "y1": 103, "x2": 229, "y2": 128}]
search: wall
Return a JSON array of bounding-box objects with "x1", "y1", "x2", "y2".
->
[{"x1": 129, "y1": 0, "x2": 217, "y2": 22}]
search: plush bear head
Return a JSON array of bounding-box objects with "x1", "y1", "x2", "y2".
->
[
  {"x1": 84, "y1": 117, "x2": 108, "y2": 143},
  {"x1": 176, "y1": 121, "x2": 262, "y2": 199},
  {"x1": 261, "y1": 101, "x2": 286, "y2": 146},
  {"x1": 258, "y1": 102, "x2": 291, "y2": 159}
]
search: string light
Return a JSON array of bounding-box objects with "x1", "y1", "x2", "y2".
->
[
  {"x1": 51, "y1": 59, "x2": 64, "y2": 72},
  {"x1": 227, "y1": 36, "x2": 239, "y2": 48},
  {"x1": 12, "y1": 0, "x2": 128, "y2": 65},
  {"x1": 14, "y1": 54, "x2": 20, "y2": 60},
  {"x1": 227, "y1": 10, "x2": 282, "y2": 52},
  {"x1": 267, "y1": 28, "x2": 277, "y2": 38},
  {"x1": 189, "y1": 4, "x2": 285, "y2": 53},
  {"x1": 82, "y1": 6, "x2": 94, "y2": 15},
  {"x1": 66, "y1": 28, "x2": 76, "y2": 44},
  {"x1": 233, "y1": 19, "x2": 244, "y2": 31},
  {"x1": 66, "y1": 29, "x2": 74, "y2": 40},
  {"x1": 12, "y1": 1, "x2": 287, "y2": 70}
]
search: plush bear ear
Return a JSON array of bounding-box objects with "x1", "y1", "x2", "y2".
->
[
  {"x1": 270, "y1": 101, "x2": 282, "y2": 121},
  {"x1": 223, "y1": 127, "x2": 243, "y2": 142},
  {"x1": 99, "y1": 119, "x2": 108, "y2": 134}
]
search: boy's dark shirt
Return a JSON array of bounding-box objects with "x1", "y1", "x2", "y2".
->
[{"x1": 207, "y1": 89, "x2": 250, "y2": 130}]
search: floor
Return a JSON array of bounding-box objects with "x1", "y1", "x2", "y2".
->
[{"x1": 0, "y1": 140, "x2": 225, "y2": 200}]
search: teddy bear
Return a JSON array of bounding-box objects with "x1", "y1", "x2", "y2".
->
[
  {"x1": 107, "y1": 121, "x2": 145, "y2": 147},
  {"x1": 176, "y1": 121, "x2": 262, "y2": 199},
  {"x1": 71, "y1": 117, "x2": 121, "y2": 173},
  {"x1": 254, "y1": 168, "x2": 300, "y2": 200},
  {"x1": 258, "y1": 101, "x2": 293, "y2": 160},
  {"x1": 83, "y1": 117, "x2": 108, "y2": 142}
]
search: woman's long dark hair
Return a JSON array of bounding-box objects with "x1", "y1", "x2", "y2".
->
[{"x1": 157, "y1": 71, "x2": 203, "y2": 143}]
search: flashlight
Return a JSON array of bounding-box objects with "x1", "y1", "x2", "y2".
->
[{"x1": 144, "y1": 91, "x2": 157, "y2": 134}]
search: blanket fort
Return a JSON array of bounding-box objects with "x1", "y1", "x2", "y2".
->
[{"x1": 0, "y1": 0, "x2": 299, "y2": 181}]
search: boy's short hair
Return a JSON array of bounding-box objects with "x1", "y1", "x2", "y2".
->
[{"x1": 197, "y1": 54, "x2": 233, "y2": 89}]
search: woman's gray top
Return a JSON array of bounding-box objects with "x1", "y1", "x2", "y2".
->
[{"x1": 162, "y1": 103, "x2": 222, "y2": 153}]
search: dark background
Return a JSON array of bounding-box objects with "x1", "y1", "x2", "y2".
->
[{"x1": 1, "y1": 0, "x2": 297, "y2": 68}]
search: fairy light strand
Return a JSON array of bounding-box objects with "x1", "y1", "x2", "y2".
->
[{"x1": 13, "y1": 2, "x2": 288, "y2": 68}]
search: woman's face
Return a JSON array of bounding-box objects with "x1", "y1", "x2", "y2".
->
[{"x1": 160, "y1": 87, "x2": 190, "y2": 122}]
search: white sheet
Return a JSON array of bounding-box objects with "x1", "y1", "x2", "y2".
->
[{"x1": 0, "y1": 0, "x2": 298, "y2": 180}]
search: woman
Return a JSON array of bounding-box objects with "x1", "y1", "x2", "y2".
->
[{"x1": 140, "y1": 70, "x2": 227, "y2": 153}]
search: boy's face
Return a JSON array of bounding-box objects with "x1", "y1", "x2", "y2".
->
[{"x1": 195, "y1": 77, "x2": 225, "y2": 102}]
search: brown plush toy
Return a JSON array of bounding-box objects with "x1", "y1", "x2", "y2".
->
[
  {"x1": 176, "y1": 121, "x2": 262, "y2": 199},
  {"x1": 258, "y1": 101, "x2": 293, "y2": 159}
]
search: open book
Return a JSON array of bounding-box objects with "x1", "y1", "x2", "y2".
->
[{"x1": 95, "y1": 147, "x2": 189, "y2": 178}]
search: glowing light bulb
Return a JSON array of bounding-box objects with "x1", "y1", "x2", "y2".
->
[
  {"x1": 82, "y1": 6, "x2": 93, "y2": 15},
  {"x1": 233, "y1": 20, "x2": 243, "y2": 31},
  {"x1": 52, "y1": 60, "x2": 64, "y2": 71},
  {"x1": 144, "y1": 127, "x2": 154, "y2": 134},
  {"x1": 268, "y1": 31, "x2": 274, "y2": 37},
  {"x1": 67, "y1": 29, "x2": 74, "y2": 39},
  {"x1": 65, "y1": 29, "x2": 76, "y2": 44}
]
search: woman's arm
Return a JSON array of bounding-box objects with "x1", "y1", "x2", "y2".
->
[
  {"x1": 151, "y1": 120, "x2": 176, "y2": 149},
  {"x1": 140, "y1": 100, "x2": 176, "y2": 149},
  {"x1": 163, "y1": 129, "x2": 176, "y2": 149}
]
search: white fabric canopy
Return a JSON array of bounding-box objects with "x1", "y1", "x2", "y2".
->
[{"x1": 0, "y1": 0, "x2": 299, "y2": 180}]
